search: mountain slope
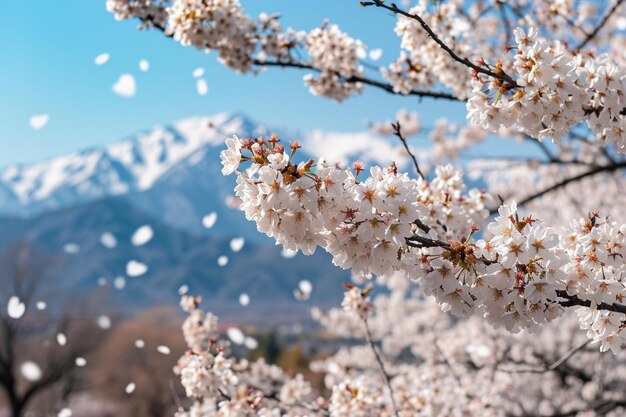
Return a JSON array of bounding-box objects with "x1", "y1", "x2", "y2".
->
[
  {"x1": 0, "y1": 197, "x2": 348, "y2": 322},
  {"x1": 0, "y1": 113, "x2": 408, "y2": 241}
]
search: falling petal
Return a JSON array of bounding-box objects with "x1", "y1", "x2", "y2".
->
[
  {"x1": 227, "y1": 328, "x2": 245, "y2": 345},
  {"x1": 21, "y1": 362, "x2": 42, "y2": 381},
  {"x1": 100, "y1": 232, "x2": 117, "y2": 249},
  {"x1": 202, "y1": 212, "x2": 217, "y2": 229},
  {"x1": 7, "y1": 296, "x2": 25, "y2": 319},
  {"x1": 113, "y1": 276, "x2": 126, "y2": 290},
  {"x1": 157, "y1": 345, "x2": 171, "y2": 355},
  {"x1": 126, "y1": 260, "x2": 148, "y2": 277},
  {"x1": 230, "y1": 237, "x2": 245, "y2": 252},
  {"x1": 113, "y1": 74, "x2": 136, "y2": 98},
  {"x1": 29, "y1": 114, "x2": 49, "y2": 130},
  {"x1": 196, "y1": 78, "x2": 208, "y2": 96},
  {"x1": 94, "y1": 53, "x2": 110, "y2": 65},
  {"x1": 125, "y1": 382, "x2": 136, "y2": 394},
  {"x1": 217, "y1": 255, "x2": 228, "y2": 267},
  {"x1": 97, "y1": 315, "x2": 111, "y2": 329},
  {"x1": 139, "y1": 59, "x2": 150, "y2": 72},
  {"x1": 192, "y1": 67, "x2": 205, "y2": 78},
  {"x1": 239, "y1": 293, "x2": 250, "y2": 306},
  {"x1": 131, "y1": 225, "x2": 153, "y2": 246},
  {"x1": 63, "y1": 243, "x2": 80, "y2": 254},
  {"x1": 369, "y1": 48, "x2": 383, "y2": 61}
]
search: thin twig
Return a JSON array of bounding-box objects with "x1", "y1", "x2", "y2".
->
[
  {"x1": 490, "y1": 161, "x2": 626, "y2": 215},
  {"x1": 254, "y1": 59, "x2": 460, "y2": 101},
  {"x1": 434, "y1": 340, "x2": 474, "y2": 399},
  {"x1": 392, "y1": 121, "x2": 424, "y2": 178},
  {"x1": 497, "y1": 339, "x2": 590, "y2": 374},
  {"x1": 362, "y1": 317, "x2": 400, "y2": 417},
  {"x1": 362, "y1": 0, "x2": 518, "y2": 87},
  {"x1": 575, "y1": 0, "x2": 625, "y2": 51}
]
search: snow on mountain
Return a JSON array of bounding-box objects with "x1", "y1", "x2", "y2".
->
[
  {"x1": 0, "y1": 113, "x2": 407, "y2": 227},
  {"x1": 0, "y1": 113, "x2": 239, "y2": 213}
]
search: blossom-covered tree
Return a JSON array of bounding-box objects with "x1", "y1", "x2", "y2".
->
[{"x1": 109, "y1": 1, "x2": 626, "y2": 416}]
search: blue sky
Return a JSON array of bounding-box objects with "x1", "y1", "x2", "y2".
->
[{"x1": 0, "y1": 1, "x2": 486, "y2": 167}]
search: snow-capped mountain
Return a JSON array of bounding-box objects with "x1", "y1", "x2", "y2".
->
[
  {"x1": 0, "y1": 113, "x2": 248, "y2": 214},
  {"x1": 0, "y1": 112, "x2": 408, "y2": 239},
  {"x1": 0, "y1": 113, "x2": 417, "y2": 320}
]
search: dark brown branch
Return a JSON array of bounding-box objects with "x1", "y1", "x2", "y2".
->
[
  {"x1": 490, "y1": 160, "x2": 626, "y2": 215},
  {"x1": 253, "y1": 59, "x2": 460, "y2": 101},
  {"x1": 361, "y1": 0, "x2": 518, "y2": 87},
  {"x1": 556, "y1": 290, "x2": 626, "y2": 315},
  {"x1": 138, "y1": 15, "x2": 460, "y2": 102},
  {"x1": 575, "y1": 0, "x2": 625, "y2": 51},
  {"x1": 404, "y1": 234, "x2": 626, "y2": 315},
  {"x1": 391, "y1": 121, "x2": 424, "y2": 178}
]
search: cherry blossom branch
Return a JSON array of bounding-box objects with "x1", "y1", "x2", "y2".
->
[
  {"x1": 391, "y1": 121, "x2": 424, "y2": 178},
  {"x1": 497, "y1": 339, "x2": 590, "y2": 374},
  {"x1": 556, "y1": 290, "x2": 626, "y2": 315},
  {"x1": 360, "y1": 0, "x2": 518, "y2": 87},
  {"x1": 529, "y1": 399, "x2": 626, "y2": 417},
  {"x1": 405, "y1": 233, "x2": 626, "y2": 315},
  {"x1": 137, "y1": 14, "x2": 461, "y2": 102},
  {"x1": 514, "y1": 161, "x2": 626, "y2": 206},
  {"x1": 260, "y1": 388, "x2": 330, "y2": 415},
  {"x1": 362, "y1": 317, "x2": 400, "y2": 417},
  {"x1": 434, "y1": 340, "x2": 475, "y2": 399},
  {"x1": 252, "y1": 59, "x2": 460, "y2": 101},
  {"x1": 490, "y1": 160, "x2": 626, "y2": 215},
  {"x1": 575, "y1": 0, "x2": 625, "y2": 51}
]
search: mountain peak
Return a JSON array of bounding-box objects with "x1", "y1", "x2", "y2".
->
[
  {"x1": 0, "y1": 112, "x2": 405, "y2": 221},
  {"x1": 0, "y1": 112, "x2": 259, "y2": 214}
]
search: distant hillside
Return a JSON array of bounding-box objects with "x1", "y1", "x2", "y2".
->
[{"x1": 0, "y1": 113, "x2": 416, "y2": 323}]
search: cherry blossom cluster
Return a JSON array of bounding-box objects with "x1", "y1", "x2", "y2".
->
[
  {"x1": 369, "y1": 109, "x2": 421, "y2": 137},
  {"x1": 222, "y1": 134, "x2": 489, "y2": 279},
  {"x1": 221, "y1": 134, "x2": 626, "y2": 349},
  {"x1": 562, "y1": 214, "x2": 626, "y2": 353},
  {"x1": 425, "y1": 117, "x2": 487, "y2": 163},
  {"x1": 257, "y1": 13, "x2": 306, "y2": 64},
  {"x1": 368, "y1": 110, "x2": 498, "y2": 167},
  {"x1": 106, "y1": 0, "x2": 168, "y2": 27},
  {"x1": 107, "y1": 0, "x2": 372, "y2": 99},
  {"x1": 384, "y1": 1, "x2": 476, "y2": 98},
  {"x1": 172, "y1": 268, "x2": 625, "y2": 417},
  {"x1": 312, "y1": 271, "x2": 626, "y2": 417},
  {"x1": 165, "y1": 0, "x2": 257, "y2": 73},
  {"x1": 304, "y1": 23, "x2": 365, "y2": 101},
  {"x1": 468, "y1": 27, "x2": 626, "y2": 151},
  {"x1": 176, "y1": 295, "x2": 323, "y2": 417}
]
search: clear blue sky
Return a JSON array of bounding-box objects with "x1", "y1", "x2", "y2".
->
[{"x1": 0, "y1": 1, "x2": 480, "y2": 167}]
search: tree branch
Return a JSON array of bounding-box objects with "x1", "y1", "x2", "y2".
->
[
  {"x1": 575, "y1": 0, "x2": 625, "y2": 51},
  {"x1": 361, "y1": 317, "x2": 400, "y2": 417},
  {"x1": 391, "y1": 121, "x2": 424, "y2": 178},
  {"x1": 556, "y1": 290, "x2": 626, "y2": 315},
  {"x1": 491, "y1": 160, "x2": 626, "y2": 215},
  {"x1": 138, "y1": 15, "x2": 461, "y2": 102},
  {"x1": 253, "y1": 59, "x2": 460, "y2": 101},
  {"x1": 361, "y1": 0, "x2": 518, "y2": 87}
]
